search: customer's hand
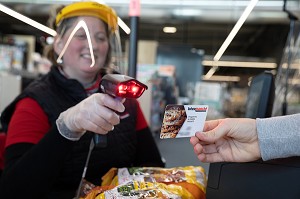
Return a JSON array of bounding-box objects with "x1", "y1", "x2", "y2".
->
[
  {"x1": 190, "y1": 118, "x2": 261, "y2": 163},
  {"x1": 61, "y1": 93, "x2": 125, "y2": 135}
]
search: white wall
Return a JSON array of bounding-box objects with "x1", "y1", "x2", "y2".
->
[{"x1": 0, "y1": 72, "x2": 21, "y2": 114}]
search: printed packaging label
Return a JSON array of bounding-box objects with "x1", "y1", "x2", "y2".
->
[{"x1": 160, "y1": 105, "x2": 208, "y2": 139}]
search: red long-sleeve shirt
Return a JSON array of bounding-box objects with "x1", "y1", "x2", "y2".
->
[{"x1": 5, "y1": 97, "x2": 148, "y2": 148}]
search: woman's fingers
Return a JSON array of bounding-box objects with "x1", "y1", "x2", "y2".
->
[
  {"x1": 92, "y1": 103, "x2": 120, "y2": 125},
  {"x1": 80, "y1": 112, "x2": 116, "y2": 133},
  {"x1": 64, "y1": 93, "x2": 125, "y2": 134},
  {"x1": 94, "y1": 93, "x2": 125, "y2": 113}
]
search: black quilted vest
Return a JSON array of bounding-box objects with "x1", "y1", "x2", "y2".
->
[{"x1": 1, "y1": 67, "x2": 139, "y2": 187}]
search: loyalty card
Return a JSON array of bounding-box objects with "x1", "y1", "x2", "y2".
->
[{"x1": 160, "y1": 105, "x2": 208, "y2": 139}]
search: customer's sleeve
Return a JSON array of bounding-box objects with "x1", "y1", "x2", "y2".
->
[{"x1": 256, "y1": 113, "x2": 300, "y2": 161}]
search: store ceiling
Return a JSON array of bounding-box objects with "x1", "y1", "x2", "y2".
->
[{"x1": 0, "y1": 0, "x2": 299, "y2": 83}]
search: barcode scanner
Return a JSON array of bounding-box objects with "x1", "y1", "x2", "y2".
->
[{"x1": 94, "y1": 74, "x2": 148, "y2": 147}]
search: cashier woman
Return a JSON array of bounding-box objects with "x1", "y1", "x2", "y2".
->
[{"x1": 0, "y1": 2, "x2": 164, "y2": 198}]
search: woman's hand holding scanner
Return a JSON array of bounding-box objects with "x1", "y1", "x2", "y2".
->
[
  {"x1": 93, "y1": 74, "x2": 148, "y2": 147},
  {"x1": 190, "y1": 118, "x2": 261, "y2": 163},
  {"x1": 56, "y1": 93, "x2": 125, "y2": 141},
  {"x1": 56, "y1": 74, "x2": 147, "y2": 145}
]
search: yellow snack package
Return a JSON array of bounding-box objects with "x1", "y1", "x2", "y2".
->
[
  {"x1": 99, "y1": 166, "x2": 207, "y2": 199},
  {"x1": 89, "y1": 180, "x2": 193, "y2": 199}
]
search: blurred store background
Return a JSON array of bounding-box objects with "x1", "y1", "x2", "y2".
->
[{"x1": 1, "y1": 0, "x2": 300, "y2": 174}]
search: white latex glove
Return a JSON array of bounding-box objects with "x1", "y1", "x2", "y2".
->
[{"x1": 58, "y1": 93, "x2": 125, "y2": 138}]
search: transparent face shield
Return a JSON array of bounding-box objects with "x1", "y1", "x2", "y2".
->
[
  {"x1": 56, "y1": 18, "x2": 124, "y2": 75},
  {"x1": 55, "y1": 18, "x2": 148, "y2": 99},
  {"x1": 53, "y1": 1, "x2": 125, "y2": 75},
  {"x1": 109, "y1": 26, "x2": 125, "y2": 75}
]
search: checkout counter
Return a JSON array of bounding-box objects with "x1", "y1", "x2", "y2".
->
[{"x1": 206, "y1": 71, "x2": 300, "y2": 198}]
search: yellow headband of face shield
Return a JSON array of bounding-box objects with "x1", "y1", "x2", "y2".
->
[{"x1": 55, "y1": 1, "x2": 118, "y2": 32}]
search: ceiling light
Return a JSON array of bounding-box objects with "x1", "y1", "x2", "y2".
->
[
  {"x1": 204, "y1": 0, "x2": 258, "y2": 79},
  {"x1": 202, "y1": 60, "x2": 277, "y2": 68},
  {"x1": 46, "y1": 36, "x2": 54, "y2": 44},
  {"x1": 203, "y1": 65, "x2": 218, "y2": 80},
  {"x1": 127, "y1": 0, "x2": 282, "y2": 7},
  {"x1": 0, "y1": 3, "x2": 57, "y2": 36},
  {"x1": 118, "y1": 17, "x2": 130, "y2": 34},
  {"x1": 282, "y1": 63, "x2": 300, "y2": 69},
  {"x1": 214, "y1": 0, "x2": 259, "y2": 62},
  {"x1": 163, "y1": 27, "x2": 177, "y2": 33},
  {"x1": 202, "y1": 75, "x2": 241, "y2": 82},
  {"x1": 173, "y1": 9, "x2": 202, "y2": 17},
  {"x1": 0, "y1": 2, "x2": 130, "y2": 37}
]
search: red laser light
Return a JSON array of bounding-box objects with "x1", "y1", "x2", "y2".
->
[{"x1": 100, "y1": 74, "x2": 148, "y2": 99}]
